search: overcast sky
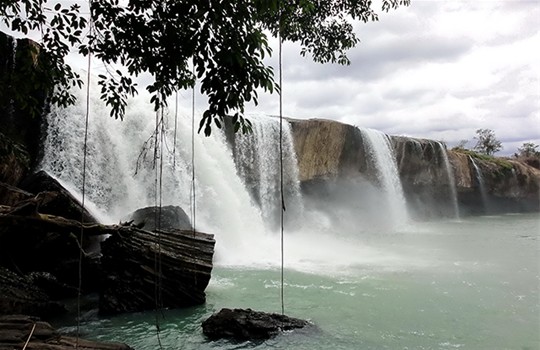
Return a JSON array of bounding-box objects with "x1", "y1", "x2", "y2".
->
[
  {"x1": 3, "y1": 1, "x2": 539, "y2": 155},
  {"x1": 243, "y1": 0, "x2": 540, "y2": 155}
]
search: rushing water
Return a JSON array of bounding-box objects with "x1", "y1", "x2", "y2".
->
[
  {"x1": 469, "y1": 156, "x2": 489, "y2": 213},
  {"x1": 359, "y1": 128, "x2": 409, "y2": 226},
  {"x1": 58, "y1": 214, "x2": 539, "y2": 350},
  {"x1": 437, "y1": 142, "x2": 460, "y2": 220},
  {"x1": 41, "y1": 85, "x2": 539, "y2": 349}
]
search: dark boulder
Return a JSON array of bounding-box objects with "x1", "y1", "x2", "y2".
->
[
  {"x1": 0, "y1": 266, "x2": 66, "y2": 318},
  {"x1": 0, "y1": 132, "x2": 31, "y2": 187},
  {"x1": 0, "y1": 209, "x2": 101, "y2": 294},
  {"x1": 18, "y1": 170, "x2": 97, "y2": 223},
  {"x1": 99, "y1": 227, "x2": 214, "y2": 315},
  {"x1": 0, "y1": 315, "x2": 133, "y2": 350},
  {"x1": 0, "y1": 182, "x2": 32, "y2": 206},
  {"x1": 202, "y1": 308, "x2": 310, "y2": 341},
  {"x1": 128, "y1": 205, "x2": 192, "y2": 231}
]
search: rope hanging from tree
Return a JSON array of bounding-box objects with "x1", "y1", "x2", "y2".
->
[
  {"x1": 278, "y1": 12, "x2": 286, "y2": 317},
  {"x1": 76, "y1": 6, "x2": 93, "y2": 348}
]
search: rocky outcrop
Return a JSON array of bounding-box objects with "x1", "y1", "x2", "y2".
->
[
  {"x1": 289, "y1": 118, "x2": 369, "y2": 183},
  {"x1": 0, "y1": 267, "x2": 66, "y2": 318},
  {"x1": 202, "y1": 308, "x2": 310, "y2": 341},
  {"x1": 128, "y1": 205, "x2": 192, "y2": 231},
  {"x1": 0, "y1": 315, "x2": 133, "y2": 350},
  {"x1": 0, "y1": 32, "x2": 49, "y2": 174},
  {"x1": 449, "y1": 151, "x2": 540, "y2": 214},
  {"x1": 19, "y1": 170, "x2": 97, "y2": 223},
  {"x1": 0, "y1": 208, "x2": 101, "y2": 295},
  {"x1": 99, "y1": 226, "x2": 215, "y2": 315},
  {"x1": 289, "y1": 118, "x2": 540, "y2": 217}
]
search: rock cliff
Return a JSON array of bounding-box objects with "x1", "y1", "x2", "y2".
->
[{"x1": 289, "y1": 118, "x2": 540, "y2": 217}]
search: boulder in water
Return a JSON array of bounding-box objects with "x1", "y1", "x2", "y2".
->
[
  {"x1": 202, "y1": 308, "x2": 310, "y2": 341},
  {"x1": 128, "y1": 205, "x2": 192, "y2": 231},
  {"x1": 99, "y1": 227, "x2": 214, "y2": 315}
]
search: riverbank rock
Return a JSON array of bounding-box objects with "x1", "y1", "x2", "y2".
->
[
  {"x1": 0, "y1": 267, "x2": 66, "y2": 318},
  {"x1": 128, "y1": 205, "x2": 192, "y2": 231},
  {"x1": 19, "y1": 170, "x2": 97, "y2": 223},
  {"x1": 99, "y1": 227, "x2": 215, "y2": 315},
  {"x1": 0, "y1": 315, "x2": 133, "y2": 350},
  {"x1": 0, "y1": 209, "x2": 101, "y2": 294},
  {"x1": 202, "y1": 308, "x2": 310, "y2": 341}
]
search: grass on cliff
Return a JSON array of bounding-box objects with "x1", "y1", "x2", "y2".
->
[{"x1": 452, "y1": 147, "x2": 514, "y2": 170}]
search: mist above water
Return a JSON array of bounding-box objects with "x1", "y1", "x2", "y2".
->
[{"x1": 40, "y1": 84, "x2": 458, "y2": 273}]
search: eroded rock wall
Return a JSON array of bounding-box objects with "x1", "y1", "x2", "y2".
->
[{"x1": 289, "y1": 118, "x2": 540, "y2": 217}]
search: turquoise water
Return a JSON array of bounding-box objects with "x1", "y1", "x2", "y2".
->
[{"x1": 68, "y1": 214, "x2": 539, "y2": 349}]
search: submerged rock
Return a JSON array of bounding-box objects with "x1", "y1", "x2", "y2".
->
[{"x1": 202, "y1": 308, "x2": 310, "y2": 341}]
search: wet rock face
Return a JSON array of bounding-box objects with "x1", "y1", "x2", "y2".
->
[
  {"x1": 289, "y1": 118, "x2": 540, "y2": 218},
  {"x1": 0, "y1": 32, "x2": 49, "y2": 173},
  {"x1": 202, "y1": 308, "x2": 310, "y2": 341},
  {"x1": 289, "y1": 118, "x2": 369, "y2": 182},
  {"x1": 99, "y1": 227, "x2": 215, "y2": 315}
]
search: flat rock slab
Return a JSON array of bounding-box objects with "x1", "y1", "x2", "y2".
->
[
  {"x1": 202, "y1": 308, "x2": 310, "y2": 341},
  {"x1": 0, "y1": 315, "x2": 132, "y2": 350}
]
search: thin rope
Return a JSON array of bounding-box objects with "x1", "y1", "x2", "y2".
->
[
  {"x1": 153, "y1": 108, "x2": 164, "y2": 350},
  {"x1": 191, "y1": 68, "x2": 196, "y2": 236},
  {"x1": 22, "y1": 323, "x2": 36, "y2": 350},
  {"x1": 77, "y1": 14, "x2": 93, "y2": 349},
  {"x1": 173, "y1": 90, "x2": 179, "y2": 168},
  {"x1": 278, "y1": 20, "x2": 285, "y2": 316}
]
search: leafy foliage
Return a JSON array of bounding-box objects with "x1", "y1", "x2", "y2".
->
[
  {"x1": 1, "y1": 1, "x2": 86, "y2": 117},
  {"x1": 473, "y1": 129, "x2": 502, "y2": 156},
  {"x1": 516, "y1": 142, "x2": 540, "y2": 158},
  {"x1": 1, "y1": 0, "x2": 410, "y2": 135}
]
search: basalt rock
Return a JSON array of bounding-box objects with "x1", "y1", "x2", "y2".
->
[
  {"x1": 449, "y1": 152, "x2": 540, "y2": 214},
  {"x1": 289, "y1": 118, "x2": 540, "y2": 217},
  {"x1": 99, "y1": 227, "x2": 215, "y2": 315},
  {"x1": 19, "y1": 170, "x2": 97, "y2": 223},
  {"x1": 0, "y1": 315, "x2": 133, "y2": 350},
  {"x1": 202, "y1": 308, "x2": 310, "y2": 341},
  {"x1": 0, "y1": 32, "x2": 49, "y2": 173},
  {"x1": 0, "y1": 132, "x2": 30, "y2": 187},
  {"x1": 0, "y1": 266, "x2": 66, "y2": 318},
  {"x1": 128, "y1": 205, "x2": 192, "y2": 231}
]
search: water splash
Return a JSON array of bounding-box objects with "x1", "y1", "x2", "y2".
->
[
  {"x1": 437, "y1": 142, "x2": 460, "y2": 219},
  {"x1": 39, "y1": 84, "x2": 272, "y2": 265},
  {"x1": 359, "y1": 128, "x2": 409, "y2": 227}
]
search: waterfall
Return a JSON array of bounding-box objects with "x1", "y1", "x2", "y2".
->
[
  {"x1": 358, "y1": 128, "x2": 409, "y2": 226},
  {"x1": 469, "y1": 156, "x2": 488, "y2": 213},
  {"x1": 437, "y1": 142, "x2": 460, "y2": 219},
  {"x1": 232, "y1": 115, "x2": 304, "y2": 229},
  {"x1": 39, "y1": 84, "x2": 276, "y2": 266}
]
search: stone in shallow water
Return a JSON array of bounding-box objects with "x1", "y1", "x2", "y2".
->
[{"x1": 202, "y1": 308, "x2": 310, "y2": 341}]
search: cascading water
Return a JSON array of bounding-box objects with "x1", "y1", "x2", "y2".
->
[
  {"x1": 469, "y1": 156, "x2": 488, "y2": 213},
  {"x1": 437, "y1": 142, "x2": 460, "y2": 219},
  {"x1": 232, "y1": 115, "x2": 303, "y2": 229},
  {"x1": 40, "y1": 84, "x2": 275, "y2": 266},
  {"x1": 359, "y1": 128, "x2": 409, "y2": 227}
]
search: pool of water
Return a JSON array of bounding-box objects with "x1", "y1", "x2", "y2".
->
[{"x1": 63, "y1": 214, "x2": 539, "y2": 349}]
